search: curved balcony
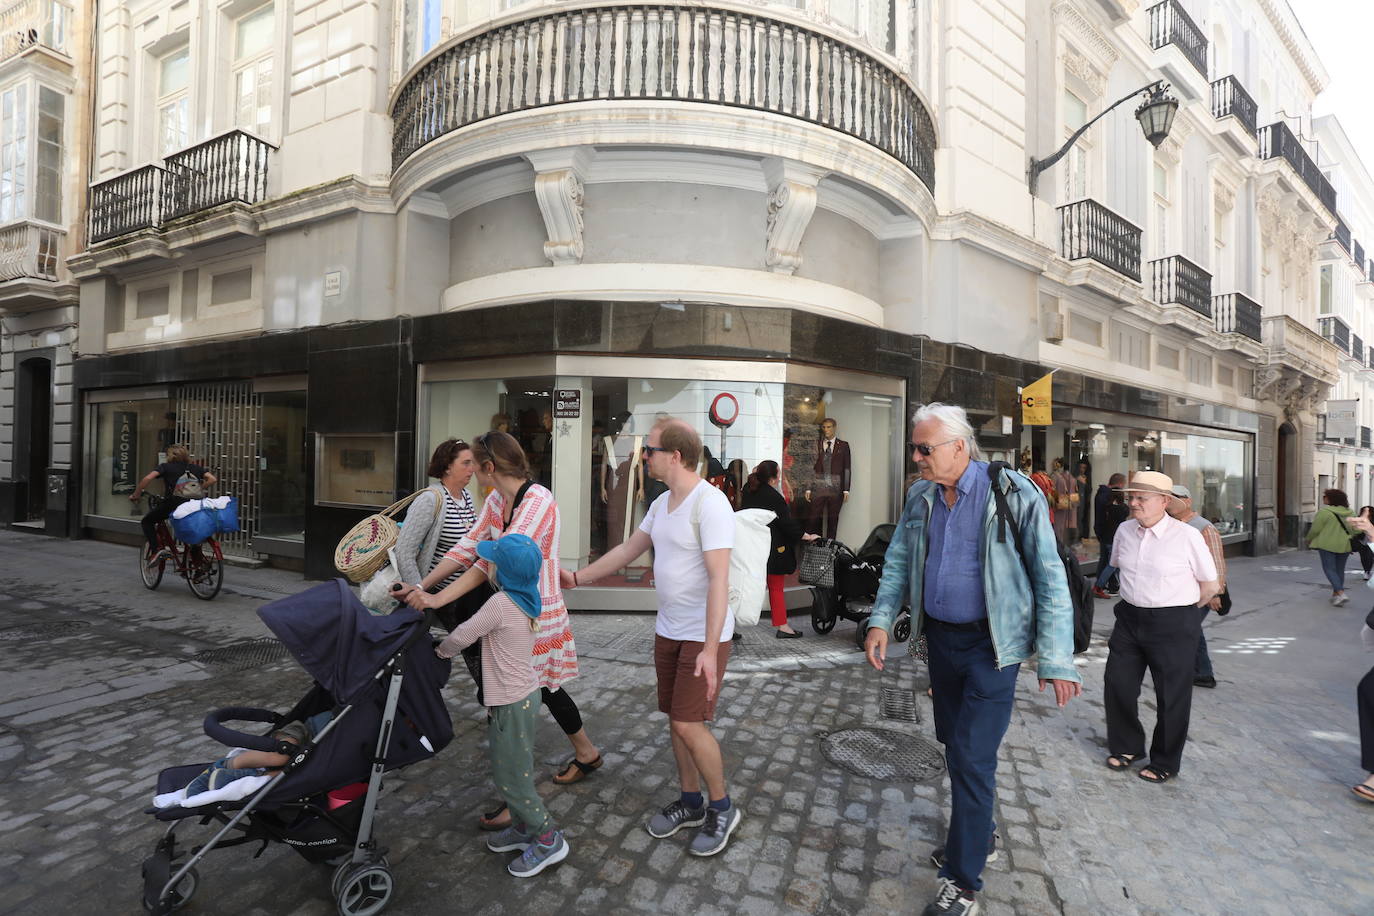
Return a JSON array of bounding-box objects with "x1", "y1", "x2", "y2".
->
[{"x1": 390, "y1": 3, "x2": 935, "y2": 193}]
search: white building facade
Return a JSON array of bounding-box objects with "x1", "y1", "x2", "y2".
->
[{"x1": 51, "y1": 0, "x2": 1344, "y2": 578}]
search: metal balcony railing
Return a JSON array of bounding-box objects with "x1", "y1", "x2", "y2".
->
[
  {"x1": 1212, "y1": 292, "x2": 1261, "y2": 342},
  {"x1": 1148, "y1": 0, "x2": 1208, "y2": 78},
  {"x1": 0, "y1": 0, "x2": 70, "y2": 61},
  {"x1": 88, "y1": 164, "x2": 168, "y2": 244},
  {"x1": 1058, "y1": 199, "x2": 1142, "y2": 282},
  {"x1": 1356, "y1": 335, "x2": 1366, "y2": 365},
  {"x1": 162, "y1": 130, "x2": 274, "y2": 222},
  {"x1": 1319, "y1": 315, "x2": 1351, "y2": 354},
  {"x1": 390, "y1": 3, "x2": 937, "y2": 192},
  {"x1": 1150, "y1": 254, "x2": 1211, "y2": 316},
  {"x1": 1364, "y1": 426, "x2": 1372, "y2": 450},
  {"x1": 1259, "y1": 121, "x2": 1337, "y2": 215},
  {"x1": 1334, "y1": 216, "x2": 1351, "y2": 255},
  {"x1": 1356, "y1": 240, "x2": 1365, "y2": 271},
  {"x1": 0, "y1": 218, "x2": 61, "y2": 281},
  {"x1": 1210, "y1": 75, "x2": 1256, "y2": 136}
]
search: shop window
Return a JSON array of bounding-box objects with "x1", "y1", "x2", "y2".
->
[
  {"x1": 1157, "y1": 344, "x2": 1180, "y2": 371},
  {"x1": 87, "y1": 396, "x2": 176, "y2": 519},
  {"x1": 316, "y1": 433, "x2": 397, "y2": 508},
  {"x1": 1159, "y1": 433, "x2": 1251, "y2": 535},
  {"x1": 258, "y1": 389, "x2": 307, "y2": 539},
  {"x1": 1067, "y1": 312, "x2": 1101, "y2": 346}
]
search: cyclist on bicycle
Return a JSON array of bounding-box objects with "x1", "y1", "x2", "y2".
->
[{"x1": 129, "y1": 443, "x2": 217, "y2": 567}]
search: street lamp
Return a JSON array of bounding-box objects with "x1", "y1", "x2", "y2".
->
[{"x1": 1028, "y1": 81, "x2": 1178, "y2": 195}]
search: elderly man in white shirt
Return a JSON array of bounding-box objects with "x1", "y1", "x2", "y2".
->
[{"x1": 1103, "y1": 471, "x2": 1219, "y2": 785}]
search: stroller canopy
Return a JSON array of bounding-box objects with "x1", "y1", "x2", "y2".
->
[{"x1": 259, "y1": 579, "x2": 436, "y2": 705}]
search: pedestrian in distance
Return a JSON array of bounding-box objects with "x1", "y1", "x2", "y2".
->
[
  {"x1": 1306, "y1": 489, "x2": 1355, "y2": 606},
  {"x1": 740, "y1": 459, "x2": 817, "y2": 639},
  {"x1": 1343, "y1": 514, "x2": 1374, "y2": 804},
  {"x1": 435, "y1": 532, "x2": 570, "y2": 878},
  {"x1": 865, "y1": 403, "x2": 1082, "y2": 916},
  {"x1": 1091, "y1": 473, "x2": 1129, "y2": 599},
  {"x1": 1049, "y1": 456, "x2": 1078, "y2": 544},
  {"x1": 1166, "y1": 485, "x2": 1227, "y2": 690},
  {"x1": 561, "y1": 417, "x2": 742, "y2": 857},
  {"x1": 1351, "y1": 505, "x2": 1374, "y2": 581},
  {"x1": 397, "y1": 430, "x2": 602, "y2": 832},
  {"x1": 1103, "y1": 471, "x2": 1218, "y2": 785}
]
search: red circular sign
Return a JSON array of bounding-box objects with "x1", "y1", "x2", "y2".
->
[{"x1": 709, "y1": 392, "x2": 739, "y2": 428}]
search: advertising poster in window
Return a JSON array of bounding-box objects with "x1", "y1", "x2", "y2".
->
[
  {"x1": 112, "y1": 411, "x2": 137, "y2": 495},
  {"x1": 315, "y1": 434, "x2": 395, "y2": 508}
]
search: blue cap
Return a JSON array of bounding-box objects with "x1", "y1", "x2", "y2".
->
[{"x1": 475, "y1": 533, "x2": 542, "y2": 620}]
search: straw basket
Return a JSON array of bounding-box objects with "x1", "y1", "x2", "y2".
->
[{"x1": 334, "y1": 490, "x2": 424, "y2": 583}]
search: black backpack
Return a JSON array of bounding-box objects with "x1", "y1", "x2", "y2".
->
[{"x1": 985, "y1": 462, "x2": 1095, "y2": 654}]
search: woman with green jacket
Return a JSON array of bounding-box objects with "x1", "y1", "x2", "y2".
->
[{"x1": 1307, "y1": 489, "x2": 1355, "y2": 606}]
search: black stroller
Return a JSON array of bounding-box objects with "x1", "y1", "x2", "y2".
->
[
  {"x1": 141, "y1": 580, "x2": 454, "y2": 915},
  {"x1": 804, "y1": 524, "x2": 912, "y2": 648}
]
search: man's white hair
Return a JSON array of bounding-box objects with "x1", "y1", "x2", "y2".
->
[{"x1": 912, "y1": 402, "x2": 983, "y2": 460}]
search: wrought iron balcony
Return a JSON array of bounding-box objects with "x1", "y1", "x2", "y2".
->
[
  {"x1": 1209, "y1": 75, "x2": 1256, "y2": 136},
  {"x1": 1148, "y1": 0, "x2": 1207, "y2": 78},
  {"x1": 1212, "y1": 292, "x2": 1261, "y2": 342},
  {"x1": 88, "y1": 164, "x2": 168, "y2": 244},
  {"x1": 0, "y1": 0, "x2": 70, "y2": 62},
  {"x1": 1334, "y1": 216, "x2": 1351, "y2": 255},
  {"x1": 1150, "y1": 254, "x2": 1211, "y2": 317},
  {"x1": 1259, "y1": 121, "x2": 1337, "y2": 215},
  {"x1": 390, "y1": 3, "x2": 937, "y2": 192},
  {"x1": 1058, "y1": 199, "x2": 1142, "y2": 282},
  {"x1": 1356, "y1": 240, "x2": 1365, "y2": 271},
  {"x1": 1319, "y1": 315, "x2": 1351, "y2": 354},
  {"x1": 163, "y1": 131, "x2": 274, "y2": 222},
  {"x1": 0, "y1": 218, "x2": 60, "y2": 281},
  {"x1": 87, "y1": 131, "x2": 275, "y2": 244},
  {"x1": 1363, "y1": 426, "x2": 1371, "y2": 450},
  {"x1": 1356, "y1": 335, "x2": 1366, "y2": 365}
]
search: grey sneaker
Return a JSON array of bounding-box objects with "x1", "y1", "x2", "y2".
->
[
  {"x1": 688, "y1": 804, "x2": 741, "y2": 856},
  {"x1": 646, "y1": 799, "x2": 706, "y2": 838},
  {"x1": 486, "y1": 823, "x2": 534, "y2": 853},
  {"x1": 1336, "y1": 593, "x2": 1351, "y2": 607},
  {"x1": 928, "y1": 831, "x2": 999, "y2": 869},
  {"x1": 507, "y1": 830, "x2": 568, "y2": 877},
  {"x1": 921, "y1": 877, "x2": 980, "y2": 916}
]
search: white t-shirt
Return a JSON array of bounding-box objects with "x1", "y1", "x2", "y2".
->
[{"x1": 639, "y1": 479, "x2": 736, "y2": 641}]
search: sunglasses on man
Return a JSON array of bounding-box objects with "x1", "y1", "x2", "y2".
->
[{"x1": 911, "y1": 438, "x2": 958, "y2": 457}]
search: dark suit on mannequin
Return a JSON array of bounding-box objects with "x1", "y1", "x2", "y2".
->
[{"x1": 807, "y1": 427, "x2": 851, "y2": 539}]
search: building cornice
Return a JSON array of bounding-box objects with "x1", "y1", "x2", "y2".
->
[{"x1": 1257, "y1": 0, "x2": 1329, "y2": 97}]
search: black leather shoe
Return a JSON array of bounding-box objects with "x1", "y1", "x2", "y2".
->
[
  {"x1": 775, "y1": 629, "x2": 803, "y2": 640},
  {"x1": 1193, "y1": 676, "x2": 1217, "y2": 689}
]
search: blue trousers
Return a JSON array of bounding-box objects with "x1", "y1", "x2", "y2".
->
[
  {"x1": 925, "y1": 622, "x2": 1020, "y2": 893},
  {"x1": 1317, "y1": 549, "x2": 1350, "y2": 593}
]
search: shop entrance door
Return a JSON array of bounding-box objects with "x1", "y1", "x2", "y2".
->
[
  {"x1": 15, "y1": 355, "x2": 52, "y2": 523},
  {"x1": 176, "y1": 382, "x2": 262, "y2": 557}
]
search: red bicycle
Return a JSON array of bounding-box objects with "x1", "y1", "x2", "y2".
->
[{"x1": 139, "y1": 494, "x2": 225, "y2": 600}]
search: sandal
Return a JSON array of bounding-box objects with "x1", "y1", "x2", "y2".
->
[
  {"x1": 1137, "y1": 765, "x2": 1174, "y2": 784},
  {"x1": 1105, "y1": 753, "x2": 1143, "y2": 771},
  {"x1": 1351, "y1": 783, "x2": 1374, "y2": 803},
  {"x1": 478, "y1": 801, "x2": 511, "y2": 831},
  {"x1": 553, "y1": 754, "x2": 603, "y2": 785}
]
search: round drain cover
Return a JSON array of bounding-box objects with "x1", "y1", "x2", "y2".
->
[{"x1": 821, "y1": 727, "x2": 946, "y2": 781}]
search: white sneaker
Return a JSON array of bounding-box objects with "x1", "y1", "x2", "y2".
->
[{"x1": 1336, "y1": 594, "x2": 1351, "y2": 607}]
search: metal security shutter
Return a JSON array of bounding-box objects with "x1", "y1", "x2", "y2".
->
[{"x1": 176, "y1": 381, "x2": 261, "y2": 557}]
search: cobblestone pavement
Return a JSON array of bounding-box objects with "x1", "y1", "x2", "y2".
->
[{"x1": 0, "y1": 530, "x2": 1370, "y2": 915}]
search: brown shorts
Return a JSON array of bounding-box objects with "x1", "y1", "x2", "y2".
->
[{"x1": 654, "y1": 635, "x2": 732, "y2": 722}]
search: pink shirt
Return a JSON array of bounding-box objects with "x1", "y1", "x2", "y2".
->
[
  {"x1": 435, "y1": 591, "x2": 537, "y2": 708},
  {"x1": 1110, "y1": 514, "x2": 1218, "y2": 608}
]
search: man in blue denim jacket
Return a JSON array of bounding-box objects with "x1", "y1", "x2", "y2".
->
[{"x1": 865, "y1": 403, "x2": 1082, "y2": 916}]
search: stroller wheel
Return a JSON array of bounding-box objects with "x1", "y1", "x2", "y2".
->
[
  {"x1": 854, "y1": 617, "x2": 870, "y2": 650},
  {"x1": 143, "y1": 867, "x2": 198, "y2": 913},
  {"x1": 333, "y1": 856, "x2": 389, "y2": 900},
  {"x1": 810, "y1": 587, "x2": 838, "y2": 635},
  {"x1": 336, "y1": 863, "x2": 395, "y2": 916},
  {"x1": 893, "y1": 613, "x2": 912, "y2": 644}
]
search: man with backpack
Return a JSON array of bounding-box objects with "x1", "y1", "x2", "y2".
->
[
  {"x1": 129, "y1": 443, "x2": 217, "y2": 567},
  {"x1": 864, "y1": 403, "x2": 1081, "y2": 916},
  {"x1": 560, "y1": 417, "x2": 741, "y2": 857}
]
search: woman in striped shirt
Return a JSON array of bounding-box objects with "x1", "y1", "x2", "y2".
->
[{"x1": 400, "y1": 429, "x2": 602, "y2": 829}]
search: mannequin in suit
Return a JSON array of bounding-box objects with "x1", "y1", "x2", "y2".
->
[{"x1": 805, "y1": 417, "x2": 851, "y2": 539}]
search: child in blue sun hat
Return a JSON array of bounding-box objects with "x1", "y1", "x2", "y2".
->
[{"x1": 433, "y1": 531, "x2": 569, "y2": 878}]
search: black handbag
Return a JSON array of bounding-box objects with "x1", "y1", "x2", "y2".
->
[{"x1": 1216, "y1": 587, "x2": 1232, "y2": 616}]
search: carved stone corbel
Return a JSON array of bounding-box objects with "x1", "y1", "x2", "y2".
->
[
  {"x1": 762, "y1": 158, "x2": 827, "y2": 275},
  {"x1": 1253, "y1": 365, "x2": 1284, "y2": 401},
  {"x1": 526, "y1": 148, "x2": 593, "y2": 266}
]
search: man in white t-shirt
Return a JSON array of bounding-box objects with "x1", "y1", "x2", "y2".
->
[{"x1": 561, "y1": 416, "x2": 740, "y2": 857}]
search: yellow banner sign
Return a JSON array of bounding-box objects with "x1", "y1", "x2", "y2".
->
[{"x1": 1021, "y1": 372, "x2": 1053, "y2": 426}]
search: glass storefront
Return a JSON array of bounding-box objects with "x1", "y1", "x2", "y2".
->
[
  {"x1": 87, "y1": 392, "x2": 175, "y2": 522},
  {"x1": 1026, "y1": 410, "x2": 1254, "y2": 564},
  {"x1": 420, "y1": 357, "x2": 905, "y2": 588}
]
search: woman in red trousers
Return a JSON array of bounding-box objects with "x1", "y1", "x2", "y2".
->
[{"x1": 742, "y1": 460, "x2": 812, "y2": 638}]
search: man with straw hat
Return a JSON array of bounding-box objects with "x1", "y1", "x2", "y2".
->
[{"x1": 1103, "y1": 470, "x2": 1219, "y2": 785}]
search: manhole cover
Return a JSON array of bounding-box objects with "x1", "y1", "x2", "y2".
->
[
  {"x1": 0, "y1": 620, "x2": 92, "y2": 641},
  {"x1": 880, "y1": 686, "x2": 919, "y2": 723},
  {"x1": 192, "y1": 638, "x2": 291, "y2": 671},
  {"x1": 821, "y1": 727, "x2": 945, "y2": 781}
]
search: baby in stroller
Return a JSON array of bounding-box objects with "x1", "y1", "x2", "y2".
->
[
  {"x1": 170, "y1": 710, "x2": 335, "y2": 802},
  {"x1": 430, "y1": 532, "x2": 571, "y2": 878}
]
